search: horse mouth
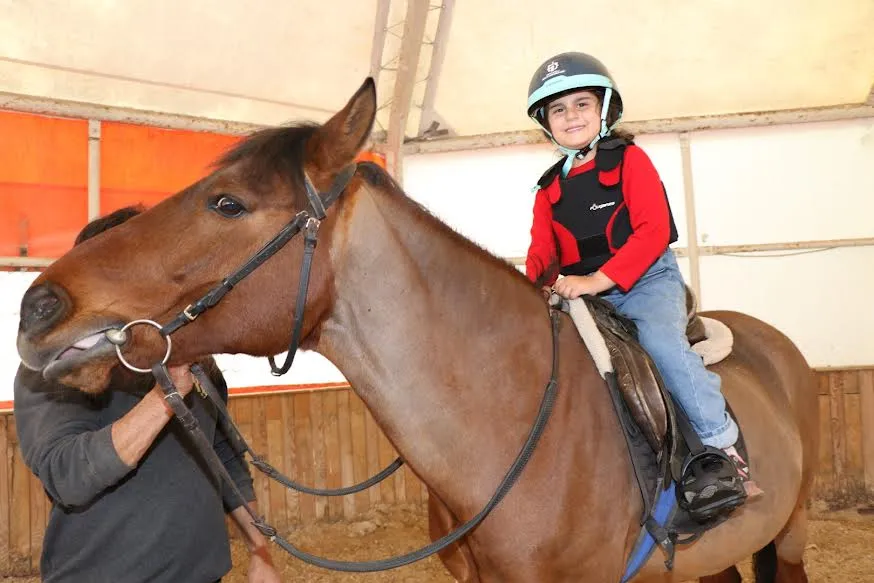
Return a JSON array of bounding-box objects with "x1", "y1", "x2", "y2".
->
[{"x1": 43, "y1": 330, "x2": 118, "y2": 381}]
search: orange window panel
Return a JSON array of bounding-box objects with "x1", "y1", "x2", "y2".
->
[
  {"x1": 100, "y1": 123, "x2": 240, "y2": 214},
  {"x1": 0, "y1": 111, "x2": 88, "y2": 258}
]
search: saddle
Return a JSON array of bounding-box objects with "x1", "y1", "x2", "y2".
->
[{"x1": 555, "y1": 287, "x2": 750, "y2": 580}]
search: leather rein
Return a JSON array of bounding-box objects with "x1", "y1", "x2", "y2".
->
[{"x1": 104, "y1": 164, "x2": 561, "y2": 572}]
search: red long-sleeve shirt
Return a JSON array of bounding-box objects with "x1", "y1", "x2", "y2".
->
[{"x1": 525, "y1": 145, "x2": 671, "y2": 291}]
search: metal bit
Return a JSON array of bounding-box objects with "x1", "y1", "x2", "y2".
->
[{"x1": 105, "y1": 328, "x2": 129, "y2": 346}]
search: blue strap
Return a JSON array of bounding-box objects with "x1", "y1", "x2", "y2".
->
[{"x1": 621, "y1": 481, "x2": 677, "y2": 582}]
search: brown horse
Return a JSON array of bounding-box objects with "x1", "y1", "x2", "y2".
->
[{"x1": 17, "y1": 78, "x2": 818, "y2": 582}]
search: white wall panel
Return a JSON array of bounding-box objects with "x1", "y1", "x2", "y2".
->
[{"x1": 692, "y1": 119, "x2": 874, "y2": 246}]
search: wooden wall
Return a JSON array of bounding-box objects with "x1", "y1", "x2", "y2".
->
[
  {"x1": 225, "y1": 389, "x2": 424, "y2": 528},
  {"x1": 815, "y1": 367, "x2": 874, "y2": 498},
  {"x1": 1, "y1": 368, "x2": 872, "y2": 575}
]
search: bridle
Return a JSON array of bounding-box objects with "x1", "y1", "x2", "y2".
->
[
  {"x1": 103, "y1": 162, "x2": 561, "y2": 572},
  {"x1": 115, "y1": 164, "x2": 357, "y2": 373},
  {"x1": 106, "y1": 164, "x2": 357, "y2": 374}
]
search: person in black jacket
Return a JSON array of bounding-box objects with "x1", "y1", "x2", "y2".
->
[{"x1": 14, "y1": 206, "x2": 281, "y2": 583}]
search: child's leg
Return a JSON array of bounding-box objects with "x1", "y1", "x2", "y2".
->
[
  {"x1": 603, "y1": 252, "x2": 737, "y2": 448},
  {"x1": 601, "y1": 251, "x2": 762, "y2": 501}
]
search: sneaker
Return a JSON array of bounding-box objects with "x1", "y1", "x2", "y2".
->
[
  {"x1": 723, "y1": 446, "x2": 765, "y2": 499},
  {"x1": 678, "y1": 447, "x2": 749, "y2": 522}
]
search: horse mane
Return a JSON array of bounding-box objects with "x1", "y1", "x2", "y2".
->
[
  {"x1": 214, "y1": 125, "x2": 532, "y2": 288},
  {"x1": 214, "y1": 124, "x2": 319, "y2": 209}
]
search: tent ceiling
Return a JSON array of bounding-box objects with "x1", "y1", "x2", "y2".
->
[
  {"x1": 1, "y1": 0, "x2": 872, "y2": 143},
  {"x1": 0, "y1": 1, "x2": 378, "y2": 124},
  {"x1": 437, "y1": 0, "x2": 874, "y2": 135}
]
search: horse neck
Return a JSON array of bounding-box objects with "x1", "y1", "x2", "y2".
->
[{"x1": 315, "y1": 182, "x2": 594, "y2": 507}]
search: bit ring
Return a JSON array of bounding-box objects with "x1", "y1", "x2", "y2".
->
[{"x1": 112, "y1": 319, "x2": 172, "y2": 374}]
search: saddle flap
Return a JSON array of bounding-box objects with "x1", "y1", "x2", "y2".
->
[
  {"x1": 582, "y1": 296, "x2": 668, "y2": 454},
  {"x1": 604, "y1": 334, "x2": 667, "y2": 452}
]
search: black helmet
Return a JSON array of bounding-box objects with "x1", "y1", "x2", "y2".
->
[
  {"x1": 527, "y1": 52, "x2": 624, "y2": 175},
  {"x1": 527, "y1": 52, "x2": 621, "y2": 121}
]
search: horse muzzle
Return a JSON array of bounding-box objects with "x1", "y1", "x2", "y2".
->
[{"x1": 18, "y1": 324, "x2": 120, "y2": 379}]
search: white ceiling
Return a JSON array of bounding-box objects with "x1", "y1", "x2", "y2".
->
[{"x1": 0, "y1": 0, "x2": 872, "y2": 140}]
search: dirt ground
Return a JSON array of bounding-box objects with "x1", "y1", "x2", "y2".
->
[
  {"x1": 3, "y1": 503, "x2": 872, "y2": 582},
  {"x1": 220, "y1": 503, "x2": 874, "y2": 583}
]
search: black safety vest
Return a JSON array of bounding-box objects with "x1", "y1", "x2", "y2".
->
[{"x1": 537, "y1": 138, "x2": 679, "y2": 276}]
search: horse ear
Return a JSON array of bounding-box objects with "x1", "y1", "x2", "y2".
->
[{"x1": 310, "y1": 77, "x2": 377, "y2": 172}]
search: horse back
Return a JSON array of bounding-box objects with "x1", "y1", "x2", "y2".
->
[{"x1": 703, "y1": 309, "x2": 819, "y2": 487}]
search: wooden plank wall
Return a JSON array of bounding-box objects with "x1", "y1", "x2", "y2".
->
[
  {"x1": 815, "y1": 368, "x2": 874, "y2": 498},
  {"x1": 226, "y1": 389, "x2": 423, "y2": 531},
  {"x1": 1, "y1": 368, "x2": 872, "y2": 575},
  {"x1": 0, "y1": 414, "x2": 49, "y2": 576}
]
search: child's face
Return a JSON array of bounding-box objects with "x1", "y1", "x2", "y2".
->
[{"x1": 545, "y1": 90, "x2": 601, "y2": 150}]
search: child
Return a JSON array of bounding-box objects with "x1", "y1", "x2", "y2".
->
[{"x1": 524, "y1": 52, "x2": 762, "y2": 514}]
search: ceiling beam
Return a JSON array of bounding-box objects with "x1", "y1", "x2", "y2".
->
[
  {"x1": 0, "y1": 91, "x2": 266, "y2": 135},
  {"x1": 384, "y1": 0, "x2": 430, "y2": 183},
  {"x1": 417, "y1": 0, "x2": 455, "y2": 137},
  {"x1": 369, "y1": 0, "x2": 392, "y2": 80},
  {"x1": 0, "y1": 257, "x2": 54, "y2": 268},
  {"x1": 402, "y1": 102, "x2": 874, "y2": 155},
  {"x1": 5, "y1": 83, "x2": 871, "y2": 156}
]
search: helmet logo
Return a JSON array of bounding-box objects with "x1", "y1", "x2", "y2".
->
[{"x1": 541, "y1": 60, "x2": 566, "y2": 81}]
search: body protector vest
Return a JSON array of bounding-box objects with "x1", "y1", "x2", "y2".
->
[{"x1": 537, "y1": 138, "x2": 679, "y2": 277}]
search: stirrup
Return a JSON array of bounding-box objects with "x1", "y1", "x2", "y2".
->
[{"x1": 677, "y1": 447, "x2": 747, "y2": 523}]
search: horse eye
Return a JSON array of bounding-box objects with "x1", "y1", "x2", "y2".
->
[{"x1": 209, "y1": 195, "x2": 247, "y2": 218}]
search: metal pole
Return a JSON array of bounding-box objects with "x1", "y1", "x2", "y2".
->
[
  {"x1": 87, "y1": 120, "x2": 101, "y2": 220},
  {"x1": 417, "y1": 0, "x2": 455, "y2": 136},
  {"x1": 679, "y1": 133, "x2": 702, "y2": 303}
]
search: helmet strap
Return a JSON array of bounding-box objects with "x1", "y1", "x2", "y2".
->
[{"x1": 559, "y1": 87, "x2": 614, "y2": 177}]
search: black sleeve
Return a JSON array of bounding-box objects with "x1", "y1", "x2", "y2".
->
[{"x1": 13, "y1": 365, "x2": 132, "y2": 508}]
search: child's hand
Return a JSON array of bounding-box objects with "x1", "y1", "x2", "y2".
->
[
  {"x1": 553, "y1": 271, "x2": 616, "y2": 298},
  {"x1": 553, "y1": 276, "x2": 595, "y2": 299}
]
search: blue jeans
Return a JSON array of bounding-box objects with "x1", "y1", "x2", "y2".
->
[{"x1": 598, "y1": 250, "x2": 738, "y2": 448}]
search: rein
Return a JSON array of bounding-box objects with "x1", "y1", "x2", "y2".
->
[
  {"x1": 149, "y1": 309, "x2": 559, "y2": 572},
  {"x1": 104, "y1": 163, "x2": 562, "y2": 571}
]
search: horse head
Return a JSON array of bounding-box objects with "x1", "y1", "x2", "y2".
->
[{"x1": 17, "y1": 79, "x2": 377, "y2": 393}]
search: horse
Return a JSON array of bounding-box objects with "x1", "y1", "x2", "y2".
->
[{"x1": 16, "y1": 78, "x2": 819, "y2": 582}]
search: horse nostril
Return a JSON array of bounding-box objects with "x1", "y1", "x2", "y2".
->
[
  {"x1": 20, "y1": 283, "x2": 68, "y2": 334},
  {"x1": 33, "y1": 295, "x2": 61, "y2": 318}
]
